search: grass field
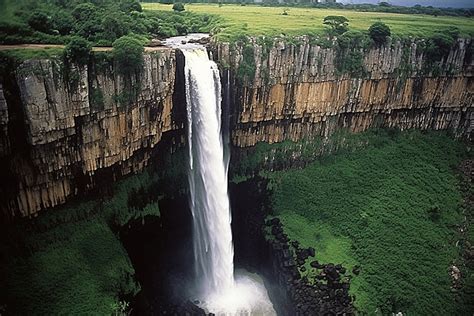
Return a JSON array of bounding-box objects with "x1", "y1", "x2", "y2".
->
[
  {"x1": 264, "y1": 130, "x2": 471, "y2": 314},
  {"x1": 144, "y1": 3, "x2": 474, "y2": 40}
]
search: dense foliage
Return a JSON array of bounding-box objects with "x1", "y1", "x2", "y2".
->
[
  {"x1": 113, "y1": 35, "x2": 145, "y2": 76},
  {"x1": 0, "y1": 0, "x2": 219, "y2": 45},
  {"x1": 0, "y1": 147, "x2": 188, "y2": 314},
  {"x1": 172, "y1": 2, "x2": 185, "y2": 12},
  {"x1": 323, "y1": 15, "x2": 349, "y2": 35},
  {"x1": 63, "y1": 36, "x2": 92, "y2": 66},
  {"x1": 368, "y1": 22, "x2": 391, "y2": 45},
  {"x1": 265, "y1": 130, "x2": 471, "y2": 314}
]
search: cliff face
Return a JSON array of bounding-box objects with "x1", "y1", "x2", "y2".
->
[
  {"x1": 1, "y1": 38, "x2": 473, "y2": 218},
  {"x1": 215, "y1": 38, "x2": 473, "y2": 147},
  {"x1": 0, "y1": 49, "x2": 181, "y2": 218}
]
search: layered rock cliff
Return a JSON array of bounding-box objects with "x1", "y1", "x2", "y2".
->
[
  {"x1": 215, "y1": 37, "x2": 473, "y2": 147},
  {"x1": 1, "y1": 37, "x2": 473, "y2": 218},
  {"x1": 0, "y1": 49, "x2": 182, "y2": 218}
]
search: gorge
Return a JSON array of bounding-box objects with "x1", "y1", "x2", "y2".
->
[{"x1": 0, "y1": 33, "x2": 472, "y2": 315}]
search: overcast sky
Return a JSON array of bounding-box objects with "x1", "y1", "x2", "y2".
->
[{"x1": 338, "y1": 0, "x2": 474, "y2": 8}]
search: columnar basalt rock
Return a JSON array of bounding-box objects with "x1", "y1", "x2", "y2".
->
[
  {"x1": 1, "y1": 38, "x2": 473, "y2": 218},
  {"x1": 0, "y1": 84, "x2": 9, "y2": 157},
  {"x1": 0, "y1": 49, "x2": 179, "y2": 218},
  {"x1": 214, "y1": 37, "x2": 473, "y2": 147}
]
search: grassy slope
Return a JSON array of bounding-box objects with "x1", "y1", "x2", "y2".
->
[
  {"x1": 144, "y1": 3, "x2": 474, "y2": 39},
  {"x1": 0, "y1": 169, "x2": 162, "y2": 314},
  {"x1": 266, "y1": 131, "x2": 469, "y2": 314}
]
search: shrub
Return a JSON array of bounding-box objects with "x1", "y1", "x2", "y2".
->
[
  {"x1": 120, "y1": 0, "x2": 142, "y2": 13},
  {"x1": 323, "y1": 15, "x2": 349, "y2": 35},
  {"x1": 368, "y1": 22, "x2": 391, "y2": 45},
  {"x1": 425, "y1": 33, "x2": 456, "y2": 62},
  {"x1": 113, "y1": 35, "x2": 144, "y2": 75},
  {"x1": 64, "y1": 36, "x2": 92, "y2": 66},
  {"x1": 28, "y1": 11, "x2": 51, "y2": 33},
  {"x1": 72, "y1": 3, "x2": 96, "y2": 21},
  {"x1": 102, "y1": 13, "x2": 131, "y2": 41},
  {"x1": 172, "y1": 3, "x2": 185, "y2": 12},
  {"x1": 52, "y1": 11, "x2": 74, "y2": 35}
]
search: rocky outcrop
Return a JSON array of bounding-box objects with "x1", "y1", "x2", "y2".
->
[
  {"x1": 1, "y1": 37, "x2": 473, "y2": 218},
  {"x1": 215, "y1": 37, "x2": 473, "y2": 147},
  {"x1": 0, "y1": 49, "x2": 181, "y2": 218},
  {"x1": 0, "y1": 84, "x2": 9, "y2": 156}
]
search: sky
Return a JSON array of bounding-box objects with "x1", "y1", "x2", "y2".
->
[{"x1": 338, "y1": 0, "x2": 474, "y2": 8}]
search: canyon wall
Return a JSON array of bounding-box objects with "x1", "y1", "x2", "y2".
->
[
  {"x1": 215, "y1": 37, "x2": 473, "y2": 147},
  {"x1": 0, "y1": 49, "x2": 182, "y2": 218},
  {"x1": 1, "y1": 37, "x2": 473, "y2": 218}
]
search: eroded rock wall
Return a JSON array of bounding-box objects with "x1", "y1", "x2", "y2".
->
[
  {"x1": 0, "y1": 49, "x2": 181, "y2": 218},
  {"x1": 1, "y1": 38, "x2": 473, "y2": 219},
  {"x1": 215, "y1": 38, "x2": 473, "y2": 147}
]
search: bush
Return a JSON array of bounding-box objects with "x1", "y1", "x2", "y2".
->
[
  {"x1": 102, "y1": 13, "x2": 131, "y2": 42},
  {"x1": 368, "y1": 22, "x2": 391, "y2": 45},
  {"x1": 113, "y1": 35, "x2": 144, "y2": 75},
  {"x1": 323, "y1": 15, "x2": 349, "y2": 35},
  {"x1": 27, "y1": 11, "x2": 52, "y2": 33},
  {"x1": 120, "y1": 0, "x2": 142, "y2": 13},
  {"x1": 425, "y1": 33, "x2": 456, "y2": 62},
  {"x1": 172, "y1": 2, "x2": 185, "y2": 12},
  {"x1": 52, "y1": 11, "x2": 74, "y2": 35},
  {"x1": 64, "y1": 36, "x2": 92, "y2": 66},
  {"x1": 72, "y1": 3, "x2": 96, "y2": 21}
]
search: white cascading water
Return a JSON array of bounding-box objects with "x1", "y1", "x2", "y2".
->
[
  {"x1": 168, "y1": 34, "x2": 276, "y2": 315},
  {"x1": 184, "y1": 47, "x2": 234, "y2": 296}
]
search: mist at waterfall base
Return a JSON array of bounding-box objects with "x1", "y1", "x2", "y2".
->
[{"x1": 166, "y1": 35, "x2": 276, "y2": 315}]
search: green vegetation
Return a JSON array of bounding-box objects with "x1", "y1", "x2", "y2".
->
[
  {"x1": 64, "y1": 36, "x2": 92, "y2": 67},
  {"x1": 113, "y1": 35, "x2": 145, "y2": 76},
  {"x1": 262, "y1": 130, "x2": 471, "y2": 314},
  {"x1": 144, "y1": 4, "x2": 474, "y2": 41},
  {"x1": 172, "y1": 2, "x2": 185, "y2": 12},
  {"x1": 323, "y1": 15, "x2": 349, "y2": 35},
  {"x1": 0, "y1": 147, "x2": 188, "y2": 314},
  {"x1": 369, "y1": 22, "x2": 391, "y2": 45},
  {"x1": 236, "y1": 41, "x2": 256, "y2": 81},
  {"x1": 143, "y1": 1, "x2": 474, "y2": 18},
  {"x1": 0, "y1": 0, "x2": 219, "y2": 45}
]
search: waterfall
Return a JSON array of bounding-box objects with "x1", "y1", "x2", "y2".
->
[
  {"x1": 184, "y1": 48, "x2": 234, "y2": 296},
  {"x1": 171, "y1": 34, "x2": 275, "y2": 315}
]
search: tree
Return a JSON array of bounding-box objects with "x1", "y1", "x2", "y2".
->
[
  {"x1": 72, "y1": 3, "x2": 96, "y2": 21},
  {"x1": 113, "y1": 35, "x2": 144, "y2": 75},
  {"x1": 102, "y1": 13, "x2": 131, "y2": 41},
  {"x1": 323, "y1": 16, "x2": 349, "y2": 35},
  {"x1": 172, "y1": 3, "x2": 185, "y2": 12},
  {"x1": 368, "y1": 22, "x2": 391, "y2": 45},
  {"x1": 425, "y1": 33, "x2": 455, "y2": 62},
  {"x1": 28, "y1": 11, "x2": 52, "y2": 33},
  {"x1": 64, "y1": 36, "x2": 92, "y2": 66}
]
